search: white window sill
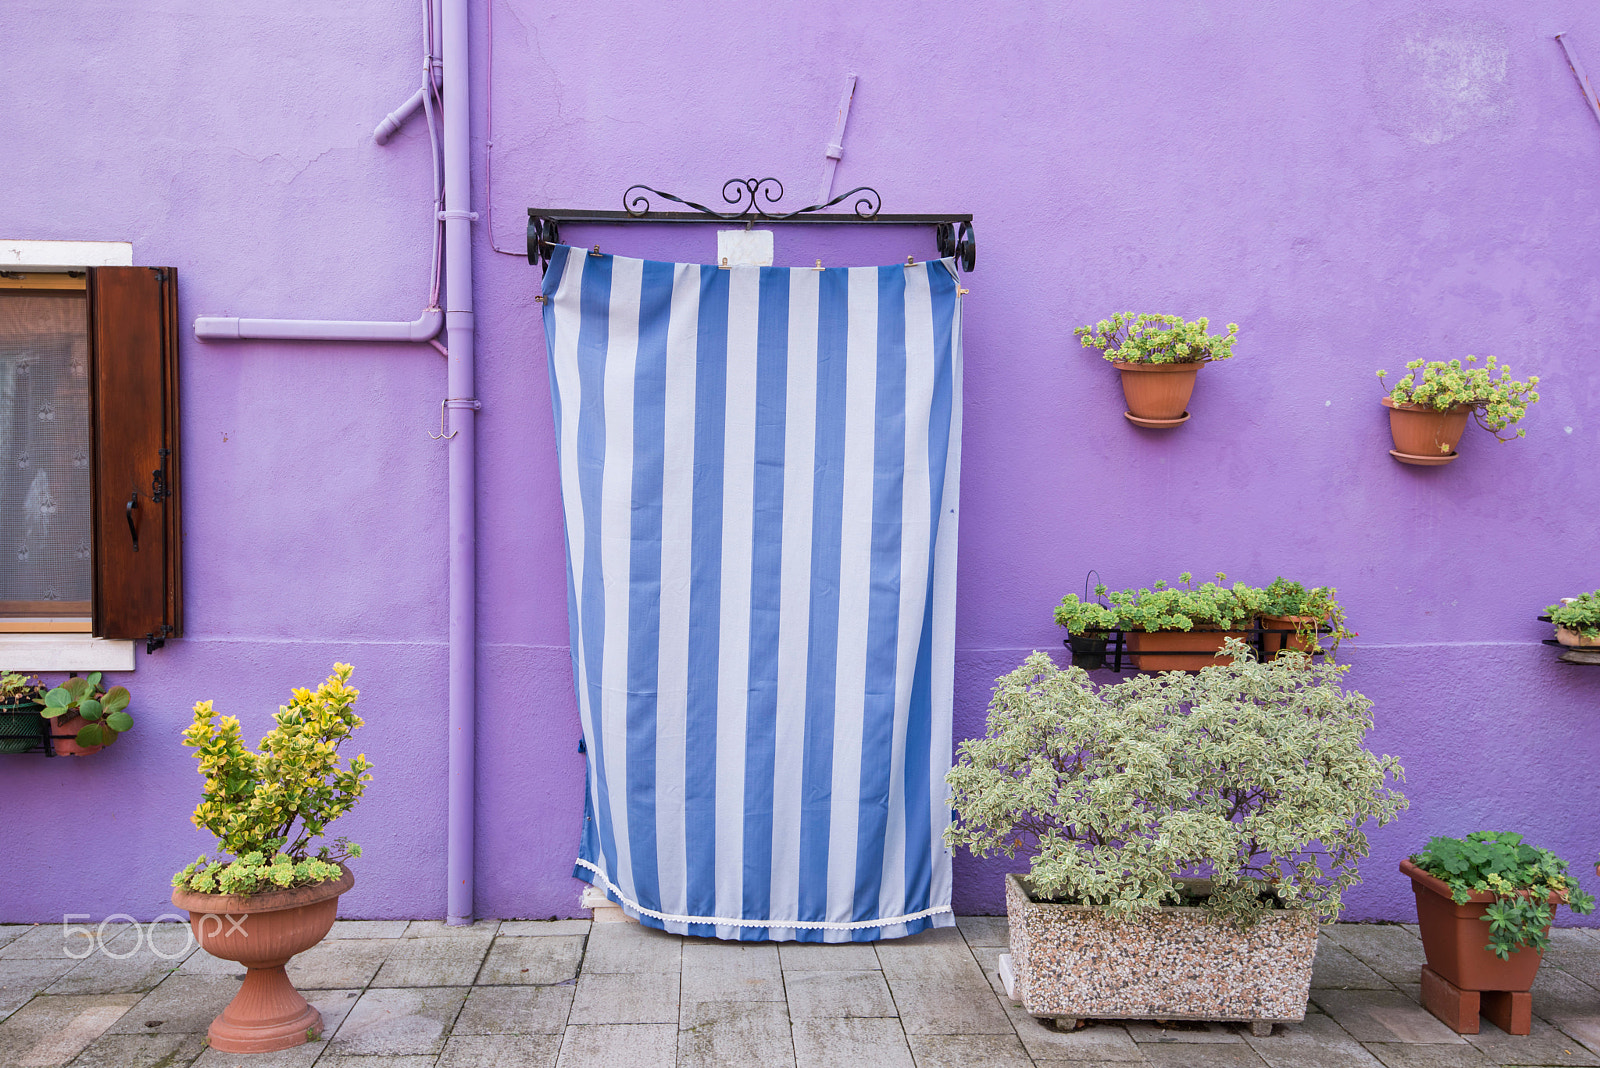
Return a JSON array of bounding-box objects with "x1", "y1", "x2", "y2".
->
[{"x1": 0, "y1": 635, "x2": 134, "y2": 672}]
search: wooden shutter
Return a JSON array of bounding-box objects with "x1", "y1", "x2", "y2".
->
[{"x1": 87, "y1": 267, "x2": 181, "y2": 647}]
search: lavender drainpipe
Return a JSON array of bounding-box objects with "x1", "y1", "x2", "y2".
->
[
  {"x1": 191, "y1": 0, "x2": 478, "y2": 925},
  {"x1": 439, "y1": 0, "x2": 477, "y2": 927}
]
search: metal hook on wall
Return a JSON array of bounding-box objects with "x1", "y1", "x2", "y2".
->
[{"x1": 429, "y1": 398, "x2": 456, "y2": 440}]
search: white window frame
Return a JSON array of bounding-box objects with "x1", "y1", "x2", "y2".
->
[{"x1": 0, "y1": 239, "x2": 138, "y2": 671}]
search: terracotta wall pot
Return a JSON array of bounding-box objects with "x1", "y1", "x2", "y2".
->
[
  {"x1": 49, "y1": 714, "x2": 105, "y2": 756},
  {"x1": 1003, "y1": 873, "x2": 1316, "y2": 1028},
  {"x1": 1127, "y1": 628, "x2": 1250, "y2": 671},
  {"x1": 1401, "y1": 858, "x2": 1551, "y2": 993},
  {"x1": 1113, "y1": 361, "x2": 1203, "y2": 422},
  {"x1": 1260, "y1": 615, "x2": 1319, "y2": 657},
  {"x1": 1383, "y1": 397, "x2": 1472, "y2": 462},
  {"x1": 1555, "y1": 626, "x2": 1600, "y2": 649},
  {"x1": 0, "y1": 702, "x2": 43, "y2": 754},
  {"x1": 173, "y1": 866, "x2": 354, "y2": 1053}
]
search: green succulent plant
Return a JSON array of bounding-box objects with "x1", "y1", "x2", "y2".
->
[
  {"x1": 1074, "y1": 312, "x2": 1239, "y2": 365},
  {"x1": 0, "y1": 672, "x2": 43, "y2": 705},
  {"x1": 1547, "y1": 591, "x2": 1600, "y2": 639},
  {"x1": 37, "y1": 672, "x2": 132, "y2": 748},
  {"x1": 1376, "y1": 356, "x2": 1539, "y2": 440},
  {"x1": 1411, "y1": 832, "x2": 1595, "y2": 960},
  {"x1": 946, "y1": 641, "x2": 1406, "y2": 924},
  {"x1": 1054, "y1": 572, "x2": 1255, "y2": 634}
]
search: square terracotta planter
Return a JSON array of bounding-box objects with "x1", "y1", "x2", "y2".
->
[{"x1": 1001, "y1": 873, "x2": 1316, "y2": 1032}]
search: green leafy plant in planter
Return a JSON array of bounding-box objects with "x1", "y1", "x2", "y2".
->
[
  {"x1": 1376, "y1": 357, "x2": 1539, "y2": 464},
  {"x1": 1244, "y1": 577, "x2": 1352, "y2": 658},
  {"x1": 1074, "y1": 314, "x2": 1239, "y2": 427},
  {"x1": 946, "y1": 642, "x2": 1406, "y2": 1028},
  {"x1": 1410, "y1": 832, "x2": 1594, "y2": 961},
  {"x1": 1546, "y1": 591, "x2": 1600, "y2": 647},
  {"x1": 0, "y1": 673, "x2": 44, "y2": 754},
  {"x1": 1055, "y1": 573, "x2": 1258, "y2": 670},
  {"x1": 39, "y1": 672, "x2": 132, "y2": 749}
]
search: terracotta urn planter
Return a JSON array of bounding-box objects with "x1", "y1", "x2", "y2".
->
[
  {"x1": 172, "y1": 866, "x2": 354, "y2": 1053},
  {"x1": 1126, "y1": 628, "x2": 1251, "y2": 671},
  {"x1": 48, "y1": 714, "x2": 105, "y2": 756},
  {"x1": 1383, "y1": 397, "x2": 1473, "y2": 466},
  {"x1": 1260, "y1": 615, "x2": 1319, "y2": 657},
  {"x1": 1113, "y1": 361, "x2": 1203, "y2": 428},
  {"x1": 1555, "y1": 626, "x2": 1600, "y2": 649},
  {"x1": 998, "y1": 873, "x2": 1315, "y2": 1034},
  {"x1": 1402, "y1": 858, "x2": 1554, "y2": 1035}
]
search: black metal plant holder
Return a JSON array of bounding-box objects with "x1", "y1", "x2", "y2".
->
[
  {"x1": 527, "y1": 177, "x2": 975, "y2": 272},
  {"x1": 1538, "y1": 614, "x2": 1600, "y2": 665},
  {"x1": 1063, "y1": 623, "x2": 1329, "y2": 673}
]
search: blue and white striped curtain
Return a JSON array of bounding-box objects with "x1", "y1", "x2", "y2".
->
[{"x1": 542, "y1": 244, "x2": 963, "y2": 942}]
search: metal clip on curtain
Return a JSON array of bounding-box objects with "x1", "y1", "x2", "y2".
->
[{"x1": 526, "y1": 177, "x2": 975, "y2": 273}]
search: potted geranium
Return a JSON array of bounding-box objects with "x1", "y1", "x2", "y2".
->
[
  {"x1": 1247, "y1": 577, "x2": 1351, "y2": 658},
  {"x1": 38, "y1": 672, "x2": 132, "y2": 755},
  {"x1": 1376, "y1": 356, "x2": 1539, "y2": 465},
  {"x1": 1402, "y1": 832, "x2": 1594, "y2": 1035},
  {"x1": 1546, "y1": 591, "x2": 1600, "y2": 649},
  {"x1": 0, "y1": 673, "x2": 44, "y2": 754},
  {"x1": 1055, "y1": 572, "x2": 1255, "y2": 670},
  {"x1": 170, "y1": 663, "x2": 372, "y2": 1054},
  {"x1": 948, "y1": 643, "x2": 1406, "y2": 1033},
  {"x1": 1074, "y1": 312, "x2": 1238, "y2": 427}
]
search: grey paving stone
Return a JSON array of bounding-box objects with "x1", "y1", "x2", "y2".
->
[
  {"x1": 1003, "y1": 1010, "x2": 1145, "y2": 1062},
  {"x1": 46, "y1": 927, "x2": 191, "y2": 996},
  {"x1": 1140, "y1": 1046, "x2": 1269, "y2": 1066},
  {"x1": 314, "y1": 1056, "x2": 440, "y2": 1068},
  {"x1": 778, "y1": 941, "x2": 881, "y2": 972},
  {"x1": 1465, "y1": 1015, "x2": 1600, "y2": 1064},
  {"x1": 477, "y1": 934, "x2": 584, "y2": 985},
  {"x1": 0, "y1": 924, "x2": 129, "y2": 961},
  {"x1": 1314, "y1": 937, "x2": 1393, "y2": 991},
  {"x1": 175, "y1": 948, "x2": 243, "y2": 977},
  {"x1": 578, "y1": 923, "x2": 682, "y2": 974},
  {"x1": 1527, "y1": 965, "x2": 1600, "y2": 1040},
  {"x1": 791, "y1": 1016, "x2": 915, "y2": 1068},
  {"x1": 1321, "y1": 926, "x2": 1428, "y2": 986},
  {"x1": 0, "y1": 926, "x2": 30, "y2": 950},
  {"x1": 969, "y1": 944, "x2": 1012, "y2": 999},
  {"x1": 454, "y1": 984, "x2": 573, "y2": 1034},
  {"x1": 875, "y1": 928, "x2": 987, "y2": 984},
  {"x1": 438, "y1": 1032, "x2": 563, "y2": 1067},
  {"x1": 1362, "y1": 1045, "x2": 1497, "y2": 1068},
  {"x1": 556, "y1": 1023, "x2": 677, "y2": 1068},
  {"x1": 285, "y1": 937, "x2": 395, "y2": 989},
  {"x1": 888, "y1": 977, "x2": 1014, "y2": 1035},
  {"x1": 678, "y1": 1001, "x2": 795, "y2": 1068},
  {"x1": 325, "y1": 919, "x2": 409, "y2": 939},
  {"x1": 107, "y1": 975, "x2": 240, "y2": 1034},
  {"x1": 784, "y1": 970, "x2": 897, "y2": 1018},
  {"x1": 1555, "y1": 1016, "x2": 1600, "y2": 1057},
  {"x1": 0, "y1": 992, "x2": 141, "y2": 1068},
  {"x1": 499, "y1": 920, "x2": 592, "y2": 937},
  {"x1": 371, "y1": 935, "x2": 490, "y2": 987},
  {"x1": 680, "y1": 943, "x2": 784, "y2": 1003},
  {"x1": 1127, "y1": 1020, "x2": 1244, "y2": 1043},
  {"x1": 954, "y1": 915, "x2": 1010, "y2": 948},
  {"x1": 908, "y1": 1033, "x2": 1032, "y2": 1068},
  {"x1": 568, "y1": 971, "x2": 679, "y2": 1025},
  {"x1": 61, "y1": 1031, "x2": 205, "y2": 1068},
  {"x1": 326, "y1": 985, "x2": 468, "y2": 1056},
  {"x1": 1243, "y1": 1010, "x2": 1385, "y2": 1067},
  {"x1": 187, "y1": 988, "x2": 360, "y2": 1068},
  {"x1": 1311, "y1": 990, "x2": 1464, "y2": 1044},
  {"x1": 0, "y1": 958, "x2": 79, "y2": 1004},
  {"x1": 402, "y1": 919, "x2": 501, "y2": 938}
]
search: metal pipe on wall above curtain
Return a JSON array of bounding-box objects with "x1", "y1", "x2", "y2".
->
[{"x1": 440, "y1": 0, "x2": 477, "y2": 927}]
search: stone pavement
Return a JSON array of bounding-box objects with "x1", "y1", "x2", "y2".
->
[{"x1": 3, "y1": 915, "x2": 1600, "y2": 1067}]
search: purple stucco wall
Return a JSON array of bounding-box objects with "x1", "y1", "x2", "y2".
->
[{"x1": 3, "y1": 0, "x2": 1598, "y2": 925}]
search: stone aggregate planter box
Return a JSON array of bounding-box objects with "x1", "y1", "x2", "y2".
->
[{"x1": 1002, "y1": 873, "x2": 1316, "y2": 1031}]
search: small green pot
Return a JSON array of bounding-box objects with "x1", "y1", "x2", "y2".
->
[{"x1": 0, "y1": 700, "x2": 44, "y2": 754}]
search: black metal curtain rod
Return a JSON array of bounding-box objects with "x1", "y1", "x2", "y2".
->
[{"x1": 527, "y1": 177, "x2": 975, "y2": 271}]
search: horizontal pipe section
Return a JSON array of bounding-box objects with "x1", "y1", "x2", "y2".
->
[{"x1": 193, "y1": 306, "x2": 443, "y2": 343}]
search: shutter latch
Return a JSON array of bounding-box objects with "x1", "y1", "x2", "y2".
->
[{"x1": 150, "y1": 448, "x2": 171, "y2": 504}]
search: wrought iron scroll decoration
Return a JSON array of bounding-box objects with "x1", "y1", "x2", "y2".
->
[
  {"x1": 621, "y1": 177, "x2": 882, "y2": 223},
  {"x1": 527, "y1": 178, "x2": 972, "y2": 273}
]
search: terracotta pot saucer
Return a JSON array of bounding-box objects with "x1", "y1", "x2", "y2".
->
[
  {"x1": 1124, "y1": 411, "x2": 1190, "y2": 429},
  {"x1": 1389, "y1": 448, "x2": 1457, "y2": 467}
]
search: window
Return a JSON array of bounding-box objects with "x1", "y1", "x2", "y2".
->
[{"x1": 0, "y1": 251, "x2": 181, "y2": 667}]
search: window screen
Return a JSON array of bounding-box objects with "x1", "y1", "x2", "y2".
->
[{"x1": 0, "y1": 290, "x2": 92, "y2": 615}]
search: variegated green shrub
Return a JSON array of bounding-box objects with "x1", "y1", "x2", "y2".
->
[
  {"x1": 946, "y1": 641, "x2": 1406, "y2": 924},
  {"x1": 173, "y1": 663, "x2": 372, "y2": 896}
]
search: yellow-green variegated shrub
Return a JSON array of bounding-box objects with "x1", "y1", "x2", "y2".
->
[
  {"x1": 945, "y1": 641, "x2": 1405, "y2": 925},
  {"x1": 173, "y1": 663, "x2": 373, "y2": 896}
]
